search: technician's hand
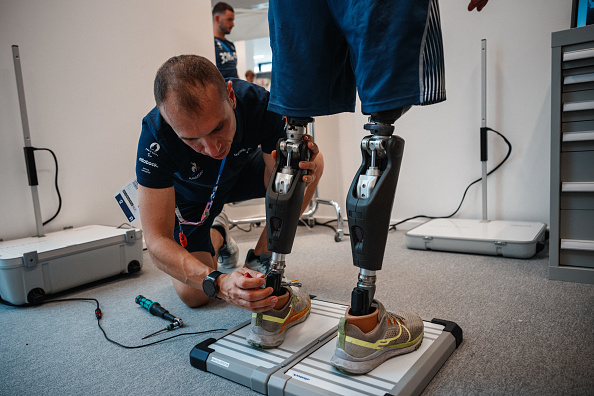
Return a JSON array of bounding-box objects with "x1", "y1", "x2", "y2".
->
[
  {"x1": 468, "y1": 0, "x2": 488, "y2": 12},
  {"x1": 217, "y1": 268, "x2": 279, "y2": 312},
  {"x1": 271, "y1": 135, "x2": 320, "y2": 186},
  {"x1": 299, "y1": 135, "x2": 320, "y2": 186}
]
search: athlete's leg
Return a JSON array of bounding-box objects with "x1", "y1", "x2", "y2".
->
[{"x1": 347, "y1": 109, "x2": 407, "y2": 316}]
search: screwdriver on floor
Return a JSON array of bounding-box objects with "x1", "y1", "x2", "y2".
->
[{"x1": 135, "y1": 295, "x2": 183, "y2": 339}]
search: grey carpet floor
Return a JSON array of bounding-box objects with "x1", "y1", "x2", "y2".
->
[{"x1": 1, "y1": 224, "x2": 593, "y2": 395}]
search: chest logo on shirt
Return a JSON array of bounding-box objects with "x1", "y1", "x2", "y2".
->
[
  {"x1": 219, "y1": 51, "x2": 236, "y2": 64},
  {"x1": 189, "y1": 162, "x2": 204, "y2": 180},
  {"x1": 146, "y1": 142, "x2": 161, "y2": 158}
]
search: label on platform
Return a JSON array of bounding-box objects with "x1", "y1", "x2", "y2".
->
[{"x1": 210, "y1": 356, "x2": 230, "y2": 368}]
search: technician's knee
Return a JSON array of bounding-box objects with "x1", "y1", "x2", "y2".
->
[{"x1": 172, "y1": 278, "x2": 210, "y2": 308}]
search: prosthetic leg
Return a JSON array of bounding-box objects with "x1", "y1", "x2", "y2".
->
[
  {"x1": 265, "y1": 117, "x2": 313, "y2": 296},
  {"x1": 347, "y1": 107, "x2": 408, "y2": 316}
]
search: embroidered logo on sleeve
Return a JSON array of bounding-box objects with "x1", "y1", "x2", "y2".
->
[{"x1": 138, "y1": 156, "x2": 158, "y2": 174}]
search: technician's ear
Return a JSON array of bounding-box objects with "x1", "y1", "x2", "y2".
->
[{"x1": 226, "y1": 81, "x2": 236, "y2": 109}]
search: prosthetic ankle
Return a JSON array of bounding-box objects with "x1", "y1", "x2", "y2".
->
[
  {"x1": 265, "y1": 117, "x2": 313, "y2": 296},
  {"x1": 347, "y1": 108, "x2": 407, "y2": 316}
]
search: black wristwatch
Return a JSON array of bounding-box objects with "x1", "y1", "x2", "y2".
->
[{"x1": 202, "y1": 270, "x2": 223, "y2": 299}]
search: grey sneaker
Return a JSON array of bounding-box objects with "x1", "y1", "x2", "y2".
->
[
  {"x1": 246, "y1": 285, "x2": 311, "y2": 348},
  {"x1": 244, "y1": 249, "x2": 271, "y2": 273},
  {"x1": 212, "y1": 212, "x2": 239, "y2": 269},
  {"x1": 330, "y1": 300, "x2": 424, "y2": 375}
]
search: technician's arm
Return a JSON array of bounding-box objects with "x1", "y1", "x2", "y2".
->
[
  {"x1": 138, "y1": 185, "x2": 207, "y2": 289},
  {"x1": 138, "y1": 185, "x2": 277, "y2": 312}
]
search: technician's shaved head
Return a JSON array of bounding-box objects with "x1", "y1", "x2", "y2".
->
[{"x1": 154, "y1": 55, "x2": 227, "y2": 117}]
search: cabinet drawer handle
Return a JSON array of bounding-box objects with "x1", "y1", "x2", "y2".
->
[
  {"x1": 562, "y1": 182, "x2": 594, "y2": 192},
  {"x1": 563, "y1": 100, "x2": 594, "y2": 111},
  {"x1": 564, "y1": 48, "x2": 594, "y2": 61},
  {"x1": 564, "y1": 73, "x2": 594, "y2": 84},
  {"x1": 563, "y1": 131, "x2": 594, "y2": 142},
  {"x1": 560, "y1": 239, "x2": 594, "y2": 251}
]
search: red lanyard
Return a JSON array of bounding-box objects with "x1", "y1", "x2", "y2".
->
[{"x1": 176, "y1": 157, "x2": 226, "y2": 247}]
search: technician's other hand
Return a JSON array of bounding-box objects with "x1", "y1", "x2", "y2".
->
[
  {"x1": 217, "y1": 269, "x2": 278, "y2": 312},
  {"x1": 299, "y1": 134, "x2": 320, "y2": 186},
  {"x1": 468, "y1": 0, "x2": 488, "y2": 12}
]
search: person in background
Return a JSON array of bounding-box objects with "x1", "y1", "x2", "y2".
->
[
  {"x1": 213, "y1": 2, "x2": 238, "y2": 78},
  {"x1": 245, "y1": 70, "x2": 255, "y2": 83}
]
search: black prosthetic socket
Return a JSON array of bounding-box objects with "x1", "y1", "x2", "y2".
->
[
  {"x1": 266, "y1": 129, "x2": 310, "y2": 255},
  {"x1": 265, "y1": 117, "x2": 312, "y2": 295},
  {"x1": 367, "y1": 106, "x2": 411, "y2": 125},
  {"x1": 348, "y1": 136, "x2": 404, "y2": 270},
  {"x1": 347, "y1": 111, "x2": 406, "y2": 316},
  {"x1": 286, "y1": 116, "x2": 314, "y2": 128},
  {"x1": 364, "y1": 106, "x2": 411, "y2": 136}
]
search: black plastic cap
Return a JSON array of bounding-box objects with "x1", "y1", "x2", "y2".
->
[
  {"x1": 189, "y1": 338, "x2": 217, "y2": 371},
  {"x1": 431, "y1": 318, "x2": 463, "y2": 348}
]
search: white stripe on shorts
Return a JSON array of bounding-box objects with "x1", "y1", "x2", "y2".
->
[{"x1": 419, "y1": 0, "x2": 446, "y2": 105}]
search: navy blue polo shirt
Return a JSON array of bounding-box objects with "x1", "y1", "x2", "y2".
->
[
  {"x1": 214, "y1": 38, "x2": 239, "y2": 79},
  {"x1": 136, "y1": 79, "x2": 284, "y2": 206}
]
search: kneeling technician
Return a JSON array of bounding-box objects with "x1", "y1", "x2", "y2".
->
[{"x1": 135, "y1": 55, "x2": 323, "y2": 312}]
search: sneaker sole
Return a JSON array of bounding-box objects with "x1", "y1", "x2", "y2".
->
[
  {"x1": 247, "y1": 304, "x2": 311, "y2": 349},
  {"x1": 330, "y1": 333, "x2": 423, "y2": 375}
]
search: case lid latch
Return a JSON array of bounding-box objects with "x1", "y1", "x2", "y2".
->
[
  {"x1": 23, "y1": 251, "x2": 39, "y2": 268},
  {"x1": 125, "y1": 229, "x2": 136, "y2": 244}
]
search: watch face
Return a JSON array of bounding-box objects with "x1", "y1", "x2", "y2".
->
[
  {"x1": 203, "y1": 279, "x2": 216, "y2": 297},
  {"x1": 203, "y1": 271, "x2": 221, "y2": 298}
]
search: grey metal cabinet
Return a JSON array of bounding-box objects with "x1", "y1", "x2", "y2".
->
[{"x1": 550, "y1": 25, "x2": 594, "y2": 283}]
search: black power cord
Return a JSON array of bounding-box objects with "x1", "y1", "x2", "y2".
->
[
  {"x1": 309, "y1": 218, "x2": 350, "y2": 237},
  {"x1": 29, "y1": 147, "x2": 62, "y2": 226},
  {"x1": 0, "y1": 297, "x2": 225, "y2": 349},
  {"x1": 389, "y1": 127, "x2": 512, "y2": 230},
  {"x1": 229, "y1": 222, "x2": 256, "y2": 233}
]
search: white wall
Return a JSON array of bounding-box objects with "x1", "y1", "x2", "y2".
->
[
  {"x1": 0, "y1": 0, "x2": 213, "y2": 241},
  {"x1": 311, "y1": 0, "x2": 571, "y2": 228},
  {"x1": 0, "y1": 0, "x2": 574, "y2": 242}
]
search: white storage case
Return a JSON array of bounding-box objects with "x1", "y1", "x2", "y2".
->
[
  {"x1": 406, "y1": 219, "x2": 547, "y2": 259},
  {"x1": 0, "y1": 225, "x2": 143, "y2": 305}
]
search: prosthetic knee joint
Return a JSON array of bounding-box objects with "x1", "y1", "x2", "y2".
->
[
  {"x1": 347, "y1": 107, "x2": 409, "y2": 316},
  {"x1": 265, "y1": 117, "x2": 313, "y2": 296}
]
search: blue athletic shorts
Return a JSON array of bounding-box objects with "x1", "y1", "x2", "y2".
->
[
  {"x1": 267, "y1": 0, "x2": 445, "y2": 117},
  {"x1": 173, "y1": 148, "x2": 267, "y2": 254}
]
